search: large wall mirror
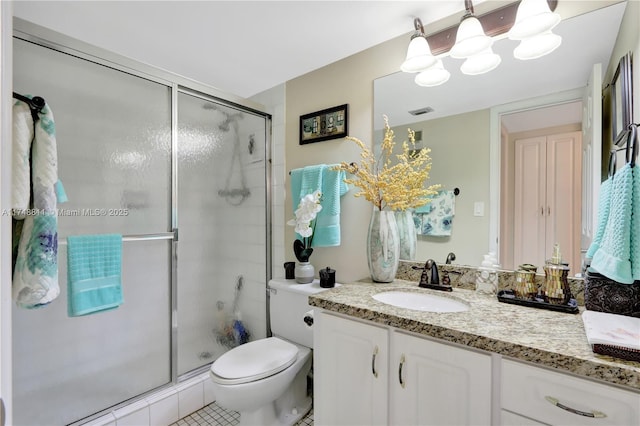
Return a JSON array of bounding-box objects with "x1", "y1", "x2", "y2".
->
[{"x1": 374, "y1": 1, "x2": 630, "y2": 272}]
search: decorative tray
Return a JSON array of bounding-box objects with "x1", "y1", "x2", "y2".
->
[{"x1": 497, "y1": 290, "x2": 579, "y2": 314}]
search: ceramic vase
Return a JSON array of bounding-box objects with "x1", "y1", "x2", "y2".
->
[
  {"x1": 295, "y1": 262, "x2": 315, "y2": 284},
  {"x1": 395, "y1": 209, "x2": 417, "y2": 260},
  {"x1": 367, "y1": 208, "x2": 400, "y2": 283}
]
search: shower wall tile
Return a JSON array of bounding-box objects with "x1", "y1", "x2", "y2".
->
[
  {"x1": 83, "y1": 413, "x2": 117, "y2": 426},
  {"x1": 251, "y1": 84, "x2": 286, "y2": 279},
  {"x1": 272, "y1": 123, "x2": 286, "y2": 167},
  {"x1": 147, "y1": 389, "x2": 180, "y2": 425},
  {"x1": 113, "y1": 399, "x2": 150, "y2": 426},
  {"x1": 177, "y1": 379, "x2": 205, "y2": 419},
  {"x1": 203, "y1": 376, "x2": 217, "y2": 406}
]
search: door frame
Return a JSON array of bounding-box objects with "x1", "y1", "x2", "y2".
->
[
  {"x1": 1, "y1": 2, "x2": 13, "y2": 424},
  {"x1": 489, "y1": 87, "x2": 584, "y2": 265}
]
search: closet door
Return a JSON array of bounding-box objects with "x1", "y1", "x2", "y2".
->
[
  {"x1": 546, "y1": 132, "x2": 582, "y2": 274},
  {"x1": 514, "y1": 137, "x2": 547, "y2": 269},
  {"x1": 514, "y1": 132, "x2": 582, "y2": 273}
]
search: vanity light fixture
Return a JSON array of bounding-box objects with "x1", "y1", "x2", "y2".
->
[
  {"x1": 509, "y1": 0, "x2": 562, "y2": 59},
  {"x1": 401, "y1": 0, "x2": 560, "y2": 86},
  {"x1": 450, "y1": 0, "x2": 493, "y2": 59},
  {"x1": 508, "y1": 0, "x2": 561, "y2": 40},
  {"x1": 401, "y1": 18, "x2": 437, "y2": 73}
]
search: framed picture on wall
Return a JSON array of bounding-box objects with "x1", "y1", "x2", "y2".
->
[
  {"x1": 611, "y1": 52, "x2": 633, "y2": 147},
  {"x1": 299, "y1": 104, "x2": 348, "y2": 144}
]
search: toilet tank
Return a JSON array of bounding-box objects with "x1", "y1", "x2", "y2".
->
[{"x1": 269, "y1": 278, "x2": 338, "y2": 348}]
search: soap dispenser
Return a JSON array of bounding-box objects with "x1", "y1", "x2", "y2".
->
[
  {"x1": 475, "y1": 253, "x2": 499, "y2": 295},
  {"x1": 542, "y1": 243, "x2": 571, "y2": 305}
]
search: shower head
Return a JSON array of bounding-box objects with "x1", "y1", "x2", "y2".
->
[{"x1": 203, "y1": 102, "x2": 244, "y2": 131}]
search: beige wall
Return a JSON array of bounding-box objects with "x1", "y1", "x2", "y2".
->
[
  {"x1": 283, "y1": 1, "x2": 640, "y2": 283},
  {"x1": 604, "y1": 0, "x2": 640, "y2": 171},
  {"x1": 391, "y1": 110, "x2": 491, "y2": 266},
  {"x1": 285, "y1": 34, "x2": 406, "y2": 283}
]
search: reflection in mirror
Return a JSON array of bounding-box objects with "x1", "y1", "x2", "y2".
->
[{"x1": 374, "y1": 2, "x2": 628, "y2": 271}]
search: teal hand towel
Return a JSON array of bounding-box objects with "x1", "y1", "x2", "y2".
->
[
  {"x1": 314, "y1": 166, "x2": 349, "y2": 247},
  {"x1": 67, "y1": 234, "x2": 123, "y2": 316},
  {"x1": 631, "y1": 164, "x2": 640, "y2": 281},
  {"x1": 591, "y1": 164, "x2": 633, "y2": 284},
  {"x1": 585, "y1": 176, "x2": 613, "y2": 259}
]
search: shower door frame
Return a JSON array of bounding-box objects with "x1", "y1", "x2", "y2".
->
[{"x1": 8, "y1": 17, "x2": 273, "y2": 424}]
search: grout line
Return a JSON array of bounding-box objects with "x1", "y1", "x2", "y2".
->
[{"x1": 170, "y1": 402, "x2": 313, "y2": 426}]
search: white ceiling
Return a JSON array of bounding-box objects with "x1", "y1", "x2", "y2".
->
[
  {"x1": 12, "y1": 1, "x2": 627, "y2": 123},
  {"x1": 13, "y1": 0, "x2": 478, "y2": 99}
]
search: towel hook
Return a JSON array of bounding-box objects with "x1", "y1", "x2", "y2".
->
[
  {"x1": 626, "y1": 123, "x2": 638, "y2": 168},
  {"x1": 12, "y1": 92, "x2": 45, "y2": 122}
]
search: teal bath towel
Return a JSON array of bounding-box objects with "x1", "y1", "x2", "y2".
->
[
  {"x1": 591, "y1": 164, "x2": 633, "y2": 284},
  {"x1": 314, "y1": 166, "x2": 349, "y2": 247},
  {"x1": 67, "y1": 234, "x2": 123, "y2": 316},
  {"x1": 290, "y1": 164, "x2": 349, "y2": 247}
]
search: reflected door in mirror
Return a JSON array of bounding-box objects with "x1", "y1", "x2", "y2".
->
[{"x1": 513, "y1": 131, "x2": 582, "y2": 275}]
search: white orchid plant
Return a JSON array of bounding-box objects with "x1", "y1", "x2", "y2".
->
[{"x1": 288, "y1": 190, "x2": 322, "y2": 262}]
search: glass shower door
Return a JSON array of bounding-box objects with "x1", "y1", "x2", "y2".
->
[
  {"x1": 177, "y1": 92, "x2": 268, "y2": 375},
  {"x1": 12, "y1": 38, "x2": 172, "y2": 425}
]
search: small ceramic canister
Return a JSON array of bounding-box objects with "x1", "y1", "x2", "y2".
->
[{"x1": 319, "y1": 266, "x2": 336, "y2": 288}]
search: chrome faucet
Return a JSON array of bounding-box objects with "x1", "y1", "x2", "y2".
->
[{"x1": 412, "y1": 259, "x2": 453, "y2": 292}]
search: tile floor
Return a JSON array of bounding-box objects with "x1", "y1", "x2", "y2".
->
[{"x1": 170, "y1": 402, "x2": 314, "y2": 426}]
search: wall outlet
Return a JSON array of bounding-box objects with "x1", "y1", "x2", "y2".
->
[{"x1": 474, "y1": 202, "x2": 485, "y2": 217}]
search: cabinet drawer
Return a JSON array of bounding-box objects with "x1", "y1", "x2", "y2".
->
[
  {"x1": 502, "y1": 359, "x2": 639, "y2": 426},
  {"x1": 501, "y1": 409, "x2": 546, "y2": 425}
]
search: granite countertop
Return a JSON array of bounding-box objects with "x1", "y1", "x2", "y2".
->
[{"x1": 308, "y1": 279, "x2": 640, "y2": 392}]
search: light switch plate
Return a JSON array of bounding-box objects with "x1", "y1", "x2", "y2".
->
[{"x1": 474, "y1": 202, "x2": 484, "y2": 217}]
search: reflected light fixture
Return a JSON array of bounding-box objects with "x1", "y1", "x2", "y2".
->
[
  {"x1": 415, "y1": 60, "x2": 450, "y2": 87},
  {"x1": 401, "y1": 18, "x2": 437, "y2": 73},
  {"x1": 513, "y1": 30, "x2": 562, "y2": 60},
  {"x1": 461, "y1": 47, "x2": 502, "y2": 75},
  {"x1": 401, "y1": 0, "x2": 561, "y2": 86},
  {"x1": 450, "y1": 0, "x2": 493, "y2": 59}
]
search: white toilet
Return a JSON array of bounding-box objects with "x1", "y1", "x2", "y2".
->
[{"x1": 209, "y1": 278, "x2": 333, "y2": 425}]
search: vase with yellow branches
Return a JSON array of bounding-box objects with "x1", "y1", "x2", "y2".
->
[{"x1": 334, "y1": 115, "x2": 440, "y2": 282}]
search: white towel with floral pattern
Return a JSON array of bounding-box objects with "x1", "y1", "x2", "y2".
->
[{"x1": 12, "y1": 97, "x2": 60, "y2": 308}]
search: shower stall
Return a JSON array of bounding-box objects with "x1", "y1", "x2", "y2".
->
[{"x1": 11, "y1": 20, "x2": 271, "y2": 425}]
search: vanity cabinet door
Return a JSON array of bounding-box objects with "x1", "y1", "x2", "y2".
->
[
  {"x1": 314, "y1": 312, "x2": 389, "y2": 426},
  {"x1": 502, "y1": 359, "x2": 640, "y2": 425},
  {"x1": 390, "y1": 331, "x2": 492, "y2": 426}
]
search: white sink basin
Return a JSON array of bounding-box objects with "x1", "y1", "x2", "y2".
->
[{"x1": 372, "y1": 291, "x2": 469, "y2": 313}]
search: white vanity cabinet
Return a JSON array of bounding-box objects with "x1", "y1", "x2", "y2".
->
[
  {"x1": 501, "y1": 359, "x2": 640, "y2": 426},
  {"x1": 314, "y1": 311, "x2": 389, "y2": 425},
  {"x1": 314, "y1": 311, "x2": 492, "y2": 425},
  {"x1": 390, "y1": 331, "x2": 492, "y2": 425}
]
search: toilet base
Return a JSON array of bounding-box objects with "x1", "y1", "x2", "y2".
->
[{"x1": 237, "y1": 354, "x2": 312, "y2": 426}]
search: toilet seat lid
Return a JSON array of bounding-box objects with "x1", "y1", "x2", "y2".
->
[{"x1": 210, "y1": 337, "x2": 298, "y2": 385}]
